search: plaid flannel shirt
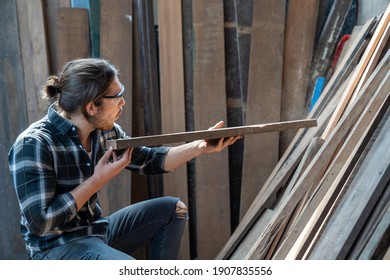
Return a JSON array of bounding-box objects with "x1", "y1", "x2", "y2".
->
[{"x1": 8, "y1": 105, "x2": 170, "y2": 258}]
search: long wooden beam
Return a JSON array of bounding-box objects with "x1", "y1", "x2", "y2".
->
[{"x1": 106, "y1": 119, "x2": 317, "y2": 149}]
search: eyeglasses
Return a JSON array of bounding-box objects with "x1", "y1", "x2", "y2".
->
[{"x1": 103, "y1": 83, "x2": 125, "y2": 99}]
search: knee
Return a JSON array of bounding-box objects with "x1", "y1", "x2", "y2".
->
[{"x1": 175, "y1": 200, "x2": 188, "y2": 219}]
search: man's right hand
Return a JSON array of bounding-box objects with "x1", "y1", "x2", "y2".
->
[{"x1": 93, "y1": 147, "x2": 132, "y2": 187}]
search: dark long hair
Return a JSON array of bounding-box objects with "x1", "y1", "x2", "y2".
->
[{"x1": 42, "y1": 58, "x2": 118, "y2": 118}]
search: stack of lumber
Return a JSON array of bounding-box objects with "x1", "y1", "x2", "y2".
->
[{"x1": 216, "y1": 4, "x2": 390, "y2": 260}]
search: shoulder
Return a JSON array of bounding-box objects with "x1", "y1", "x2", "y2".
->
[{"x1": 9, "y1": 116, "x2": 54, "y2": 155}]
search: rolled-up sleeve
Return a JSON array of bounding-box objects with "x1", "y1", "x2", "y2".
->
[{"x1": 127, "y1": 146, "x2": 171, "y2": 175}]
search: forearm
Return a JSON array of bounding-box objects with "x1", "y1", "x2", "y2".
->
[
  {"x1": 164, "y1": 140, "x2": 204, "y2": 171},
  {"x1": 162, "y1": 120, "x2": 242, "y2": 172},
  {"x1": 70, "y1": 176, "x2": 104, "y2": 211}
]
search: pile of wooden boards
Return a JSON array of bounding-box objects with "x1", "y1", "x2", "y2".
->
[{"x1": 216, "y1": 3, "x2": 390, "y2": 260}]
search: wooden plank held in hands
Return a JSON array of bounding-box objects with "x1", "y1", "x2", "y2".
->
[{"x1": 106, "y1": 119, "x2": 317, "y2": 149}]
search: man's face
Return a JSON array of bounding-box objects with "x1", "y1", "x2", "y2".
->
[{"x1": 89, "y1": 76, "x2": 126, "y2": 130}]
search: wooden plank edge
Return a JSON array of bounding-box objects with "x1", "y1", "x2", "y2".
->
[{"x1": 106, "y1": 119, "x2": 317, "y2": 149}]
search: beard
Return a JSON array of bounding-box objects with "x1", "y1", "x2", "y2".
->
[
  {"x1": 86, "y1": 112, "x2": 116, "y2": 131},
  {"x1": 84, "y1": 105, "x2": 123, "y2": 131}
]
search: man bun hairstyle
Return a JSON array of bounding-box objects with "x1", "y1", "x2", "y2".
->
[
  {"x1": 41, "y1": 58, "x2": 119, "y2": 117},
  {"x1": 42, "y1": 75, "x2": 61, "y2": 101}
]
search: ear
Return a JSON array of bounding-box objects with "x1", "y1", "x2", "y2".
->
[{"x1": 85, "y1": 102, "x2": 98, "y2": 117}]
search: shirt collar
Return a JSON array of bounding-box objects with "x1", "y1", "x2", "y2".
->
[{"x1": 48, "y1": 104, "x2": 77, "y2": 135}]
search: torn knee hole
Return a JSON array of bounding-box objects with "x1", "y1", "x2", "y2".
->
[{"x1": 175, "y1": 200, "x2": 188, "y2": 219}]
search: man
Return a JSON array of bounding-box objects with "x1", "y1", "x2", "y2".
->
[{"x1": 8, "y1": 58, "x2": 240, "y2": 260}]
